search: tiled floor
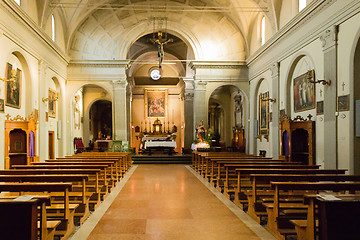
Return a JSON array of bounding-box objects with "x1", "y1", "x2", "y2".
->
[{"x1": 79, "y1": 165, "x2": 274, "y2": 240}]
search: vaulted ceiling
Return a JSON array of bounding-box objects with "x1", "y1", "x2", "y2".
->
[{"x1": 39, "y1": 0, "x2": 283, "y2": 61}]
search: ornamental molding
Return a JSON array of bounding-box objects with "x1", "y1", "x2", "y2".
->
[
  {"x1": 185, "y1": 92, "x2": 194, "y2": 101},
  {"x1": 1, "y1": 0, "x2": 69, "y2": 63},
  {"x1": 190, "y1": 61, "x2": 246, "y2": 70},
  {"x1": 194, "y1": 81, "x2": 207, "y2": 90},
  {"x1": 69, "y1": 60, "x2": 130, "y2": 68},
  {"x1": 270, "y1": 62, "x2": 280, "y2": 77}
]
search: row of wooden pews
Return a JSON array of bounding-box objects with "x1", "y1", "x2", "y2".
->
[
  {"x1": 192, "y1": 151, "x2": 360, "y2": 240},
  {"x1": 0, "y1": 152, "x2": 132, "y2": 240}
]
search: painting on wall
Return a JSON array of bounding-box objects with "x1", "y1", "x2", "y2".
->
[
  {"x1": 293, "y1": 70, "x2": 315, "y2": 112},
  {"x1": 5, "y1": 63, "x2": 21, "y2": 109},
  {"x1": 259, "y1": 92, "x2": 269, "y2": 135},
  {"x1": 316, "y1": 101, "x2": 324, "y2": 115},
  {"x1": 48, "y1": 89, "x2": 57, "y2": 118},
  {"x1": 145, "y1": 89, "x2": 167, "y2": 118},
  {"x1": 0, "y1": 99, "x2": 4, "y2": 113},
  {"x1": 337, "y1": 95, "x2": 349, "y2": 111}
]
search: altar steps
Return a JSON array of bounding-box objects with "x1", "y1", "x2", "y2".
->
[{"x1": 132, "y1": 154, "x2": 192, "y2": 164}]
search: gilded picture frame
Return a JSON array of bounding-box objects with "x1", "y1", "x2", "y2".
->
[
  {"x1": 48, "y1": 89, "x2": 57, "y2": 118},
  {"x1": 259, "y1": 92, "x2": 269, "y2": 135},
  {"x1": 145, "y1": 89, "x2": 168, "y2": 118},
  {"x1": 5, "y1": 63, "x2": 21, "y2": 109},
  {"x1": 0, "y1": 99, "x2": 4, "y2": 113},
  {"x1": 293, "y1": 70, "x2": 315, "y2": 112}
]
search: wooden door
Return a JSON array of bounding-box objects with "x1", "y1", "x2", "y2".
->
[{"x1": 48, "y1": 131, "x2": 55, "y2": 159}]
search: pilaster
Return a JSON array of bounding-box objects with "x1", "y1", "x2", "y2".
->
[
  {"x1": 320, "y1": 25, "x2": 338, "y2": 169},
  {"x1": 183, "y1": 78, "x2": 194, "y2": 151},
  {"x1": 194, "y1": 80, "x2": 208, "y2": 129},
  {"x1": 270, "y1": 62, "x2": 280, "y2": 159},
  {"x1": 113, "y1": 77, "x2": 128, "y2": 142},
  {"x1": 38, "y1": 60, "x2": 48, "y2": 161}
]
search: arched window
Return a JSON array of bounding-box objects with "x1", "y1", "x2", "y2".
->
[
  {"x1": 261, "y1": 16, "x2": 265, "y2": 46},
  {"x1": 51, "y1": 15, "x2": 55, "y2": 41},
  {"x1": 299, "y1": 0, "x2": 307, "y2": 12},
  {"x1": 14, "y1": 0, "x2": 20, "y2": 5}
]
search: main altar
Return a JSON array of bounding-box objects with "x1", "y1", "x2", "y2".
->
[{"x1": 139, "y1": 118, "x2": 177, "y2": 155}]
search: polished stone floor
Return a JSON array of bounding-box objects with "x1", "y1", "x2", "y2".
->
[{"x1": 83, "y1": 165, "x2": 271, "y2": 240}]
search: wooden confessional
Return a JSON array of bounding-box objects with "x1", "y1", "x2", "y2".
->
[
  {"x1": 280, "y1": 115, "x2": 315, "y2": 165},
  {"x1": 4, "y1": 113, "x2": 38, "y2": 169}
]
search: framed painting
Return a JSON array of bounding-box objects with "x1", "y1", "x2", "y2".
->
[
  {"x1": 316, "y1": 101, "x2": 324, "y2": 115},
  {"x1": 259, "y1": 92, "x2": 269, "y2": 135},
  {"x1": 5, "y1": 63, "x2": 21, "y2": 109},
  {"x1": 145, "y1": 89, "x2": 168, "y2": 118},
  {"x1": 293, "y1": 70, "x2": 315, "y2": 112},
  {"x1": 48, "y1": 89, "x2": 57, "y2": 118},
  {"x1": 0, "y1": 99, "x2": 4, "y2": 113},
  {"x1": 337, "y1": 95, "x2": 349, "y2": 111}
]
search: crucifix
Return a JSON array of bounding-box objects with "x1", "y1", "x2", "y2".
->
[
  {"x1": 150, "y1": 31, "x2": 173, "y2": 68},
  {"x1": 342, "y1": 82, "x2": 345, "y2": 91}
]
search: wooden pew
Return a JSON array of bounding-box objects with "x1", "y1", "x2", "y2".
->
[
  {"x1": 0, "y1": 195, "x2": 52, "y2": 240},
  {"x1": 0, "y1": 169, "x2": 104, "y2": 211},
  {"x1": 297, "y1": 193, "x2": 360, "y2": 240},
  {"x1": 268, "y1": 181, "x2": 360, "y2": 240},
  {"x1": 0, "y1": 183, "x2": 74, "y2": 239},
  {"x1": 247, "y1": 174, "x2": 360, "y2": 223},
  {"x1": 231, "y1": 169, "x2": 347, "y2": 210}
]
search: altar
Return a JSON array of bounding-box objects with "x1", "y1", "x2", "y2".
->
[{"x1": 144, "y1": 140, "x2": 177, "y2": 155}]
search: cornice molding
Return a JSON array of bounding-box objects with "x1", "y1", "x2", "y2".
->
[
  {"x1": 190, "y1": 61, "x2": 246, "y2": 70},
  {"x1": 69, "y1": 60, "x2": 130, "y2": 68},
  {"x1": 1, "y1": 0, "x2": 69, "y2": 63},
  {"x1": 248, "y1": 0, "x2": 359, "y2": 81}
]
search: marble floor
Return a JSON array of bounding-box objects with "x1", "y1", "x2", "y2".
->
[{"x1": 72, "y1": 164, "x2": 276, "y2": 240}]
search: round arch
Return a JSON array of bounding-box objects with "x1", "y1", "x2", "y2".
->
[
  {"x1": 285, "y1": 52, "x2": 317, "y2": 114},
  {"x1": 6, "y1": 50, "x2": 33, "y2": 116}
]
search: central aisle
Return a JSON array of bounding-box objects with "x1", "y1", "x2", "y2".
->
[{"x1": 87, "y1": 164, "x2": 262, "y2": 240}]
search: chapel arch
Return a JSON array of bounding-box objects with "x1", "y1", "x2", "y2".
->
[
  {"x1": 70, "y1": 84, "x2": 113, "y2": 149},
  {"x1": 208, "y1": 85, "x2": 248, "y2": 150}
]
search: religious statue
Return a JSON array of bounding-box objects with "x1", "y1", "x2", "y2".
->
[{"x1": 196, "y1": 120, "x2": 206, "y2": 142}]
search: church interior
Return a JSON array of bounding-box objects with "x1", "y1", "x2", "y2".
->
[{"x1": 0, "y1": 0, "x2": 360, "y2": 239}]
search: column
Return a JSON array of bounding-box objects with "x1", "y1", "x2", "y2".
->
[
  {"x1": 320, "y1": 26, "x2": 338, "y2": 169},
  {"x1": 270, "y1": 62, "x2": 280, "y2": 159},
  {"x1": 113, "y1": 78, "x2": 128, "y2": 142},
  {"x1": 183, "y1": 78, "x2": 194, "y2": 152}
]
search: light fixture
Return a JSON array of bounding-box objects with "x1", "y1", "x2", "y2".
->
[
  {"x1": 42, "y1": 94, "x2": 59, "y2": 103},
  {"x1": 0, "y1": 69, "x2": 17, "y2": 82},
  {"x1": 262, "y1": 97, "x2": 276, "y2": 103},
  {"x1": 307, "y1": 70, "x2": 331, "y2": 86}
]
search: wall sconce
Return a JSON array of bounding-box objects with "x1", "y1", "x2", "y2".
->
[
  {"x1": 262, "y1": 97, "x2": 276, "y2": 103},
  {"x1": 307, "y1": 70, "x2": 331, "y2": 86},
  {"x1": 0, "y1": 69, "x2": 17, "y2": 82},
  {"x1": 42, "y1": 95, "x2": 59, "y2": 103}
]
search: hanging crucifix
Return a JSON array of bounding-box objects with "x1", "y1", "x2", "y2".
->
[{"x1": 150, "y1": 31, "x2": 173, "y2": 68}]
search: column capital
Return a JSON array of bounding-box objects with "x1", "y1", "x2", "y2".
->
[
  {"x1": 194, "y1": 80, "x2": 207, "y2": 91},
  {"x1": 112, "y1": 79, "x2": 127, "y2": 90},
  {"x1": 270, "y1": 62, "x2": 280, "y2": 78},
  {"x1": 320, "y1": 25, "x2": 338, "y2": 52}
]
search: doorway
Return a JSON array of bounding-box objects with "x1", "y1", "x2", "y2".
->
[{"x1": 49, "y1": 131, "x2": 55, "y2": 159}]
